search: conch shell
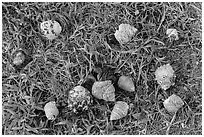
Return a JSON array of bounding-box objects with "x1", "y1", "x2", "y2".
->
[
  {"x1": 114, "y1": 24, "x2": 137, "y2": 44},
  {"x1": 44, "y1": 101, "x2": 59, "y2": 120},
  {"x1": 92, "y1": 80, "x2": 115, "y2": 102},
  {"x1": 163, "y1": 94, "x2": 184, "y2": 113},
  {"x1": 155, "y1": 64, "x2": 175, "y2": 90},
  {"x1": 110, "y1": 101, "x2": 129, "y2": 120},
  {"x1": 118, "y1": 75, "x2": 135, "y2": 92}
]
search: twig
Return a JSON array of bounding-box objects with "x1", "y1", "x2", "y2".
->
[
  {"x1": 166, "y1": 112, "x2": 177, "y2": 135},
  {"x1": 157, "y1": 4, "x2": 166, "y2": 32}
]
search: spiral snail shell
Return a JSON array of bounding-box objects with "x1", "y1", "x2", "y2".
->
[
  {"x1": 110, "y1": 101, "x2": 129, "y2": 121},
  {"x1": 155, "y1": 64, "x2": 175, "y2": 90},
  {"x1": 44, "y1": 101, "x2": 59, "y2": 120},
  {"x1": 114, "y1": 24, "x2": 137, "y2": 44},
  {"x1": 163, "y1": 94, "x2": 184, "y2": 113},
  {"x1": 92, "y1": 80, "x2": 115, "y2": 102},
  {"x1": 67, "y1": 85, "x2": 92, "y2": 114},
  {"x1": 40, "y1": 20, "x2": 62, "y2": 40},
  {"x1": 118, "y1": 75, "x2": 135, "y2": 92}
]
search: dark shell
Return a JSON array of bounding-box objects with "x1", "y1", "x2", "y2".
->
[{"x1": 12, "y1": 49, "x2": 33, "y2": 72}]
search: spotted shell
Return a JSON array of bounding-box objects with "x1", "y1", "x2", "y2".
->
[
  {"x1": 163, "y1": 94, "x2": 184, "y2": 113},
  {"x1": 155, "y1": 64, "x2": 175, "y2": 90},
  {"x1": 40, "y1": 20, "x2": 62, "y2": 40},
  {"x1": 114, "y1": 24, "x2": 137, "y2": 44},
  {"x1": 44, "y1": 101, "x2": 59, "y2": 120},
  {"x1": 13, "y1": 51, "x2": 25, "y2": 66},
  {"x1": 118, "y1": 75, "x2": 135, "y2": 92},
  {"x1": 92, "y1": 80, "x2": 115, "y2": 102},
  {"x1": 110, "y1": 101, "x2": 129, "y2": 121},
  {"x1": 166, "y1": 28, "x2": 179, "y2": 40},
  {"x1": 67, "y1": 85, "x2": 92, "y2": 113}
]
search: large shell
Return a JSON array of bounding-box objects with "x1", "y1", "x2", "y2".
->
[
  {"x1": 67, "y1": 85, "x2": 92, "y2": 113},
  {"x1": 92, "y1": 80, "x2": 115, "y2": 102},
  {"x1": 44, "y1": 101, "x2": 59, "y2": 120},
  {"x1": 40, "y1": 20, "x2": 62, "y2": 40},
  {"x1": 110, "y1": 101, "x2": 129, "y2": 121},
  {"x1": 166, "y1": 28, "x2": 179, "y2": 40},
  {"x1": 118, "y1": 75, "x2": 135, "y2": 92},
  {"x1": 155, "y1": 64, "x2": 175, "y2": 90},
  {"x1": 163, "y1": 94, "x2": 184, "y2": 113},
  {"x1": 114, "y1": 24, "x2": 137, "y2": 44}
]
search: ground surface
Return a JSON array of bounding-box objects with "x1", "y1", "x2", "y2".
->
[{"x1": 2, "y1": 2, "x2": 202, "y2": 135}]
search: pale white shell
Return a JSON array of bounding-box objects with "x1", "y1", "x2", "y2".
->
[
  {"x1": 114, "y1": 24, "x2": 137, "y2": 44},
  {"x1": 13, "y1": 52, "x2": 25, "y2": 65},
  {"x1": 166, "y1": 28, "x2": 179, "y2": 40},
  {"x1": 155, "y1": 64, "x2": 175, "y2": 90},
  {"x1": 40, "y1": 20, "x2": 62, "y2": 40},
  {"x1": 44, "y1": 101, "x2": 59, "y2": 120},
  {"x1": 110, "y1": 101, "x2": 129, "y2": 121},
  {"x1": 163, "y1": 94, "x2": 184, "y2": 113},
  {"x1": 92, "y1": 80, "x2": 115, "y2": 102},
  {"x1": 118, "y1": 75, "x2": 135, "y2": 92}
]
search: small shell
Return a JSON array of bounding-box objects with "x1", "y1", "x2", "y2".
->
[
  {"x1": 163, "y1": 94, "x2": 184, "y2": 113},
  {"x1": 40, "y1": 20, "x2": 62, "y2": 40},
  {"x1": 114, "y1": 24, "x2": 137, "y2": 44},
  {"x1": 155, "y1": 64, "x2": 175, "y2": 90},
  {"x1": 118, "y1": 75, "x2": 135, "y2": 92},
  {"x1": 67, "y1": 85, "x2": 92, "y2": 113},
  {"x1": 110, "y1": 101, "x2": 129, "y2": 121},
  {"x1": 44, "y1": 101, "x2": 59, "y2": 120},
  {"x1": 13, "y1": 51, "x2": 25, "y2": 66},
  {"x1": 92, "y1": 80, "x2": 115, "y2": 102},
  {"x1": 166, "y1": 28, "x2": 179, "y2": 40}
]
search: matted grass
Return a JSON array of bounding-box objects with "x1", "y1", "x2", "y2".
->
[{"x1": 2, "y1": 2, "x2": 202, "y2": 135}]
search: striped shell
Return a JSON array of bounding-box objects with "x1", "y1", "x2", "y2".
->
[
  {"x1": 155, "y1": 64, "x2": 175, "y2": 90},
  {"x1": 118, "y1": 75, "x2": 135, "y2": 92},
  {"x1": 40, "y1": 20, "x2": 62, "y2": 40},
  {"x1": 92, "y1": 80, "x2": 115, "y2": 102},
  {"x1": 114, "y1": 24, "x2": 137, "y2": 44},
  {"x1": 163, "y1": 94, "x2": 184, "y2": 113},
  {"x1": 110, "y1": 101, "x2": 129, "y2": 121},
  {"x1": 44, "y1": 101, "x2": 59, "y2": 120},
  {"x1": 68, "y1": 85, "x2": 92, "y2": 113}
]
